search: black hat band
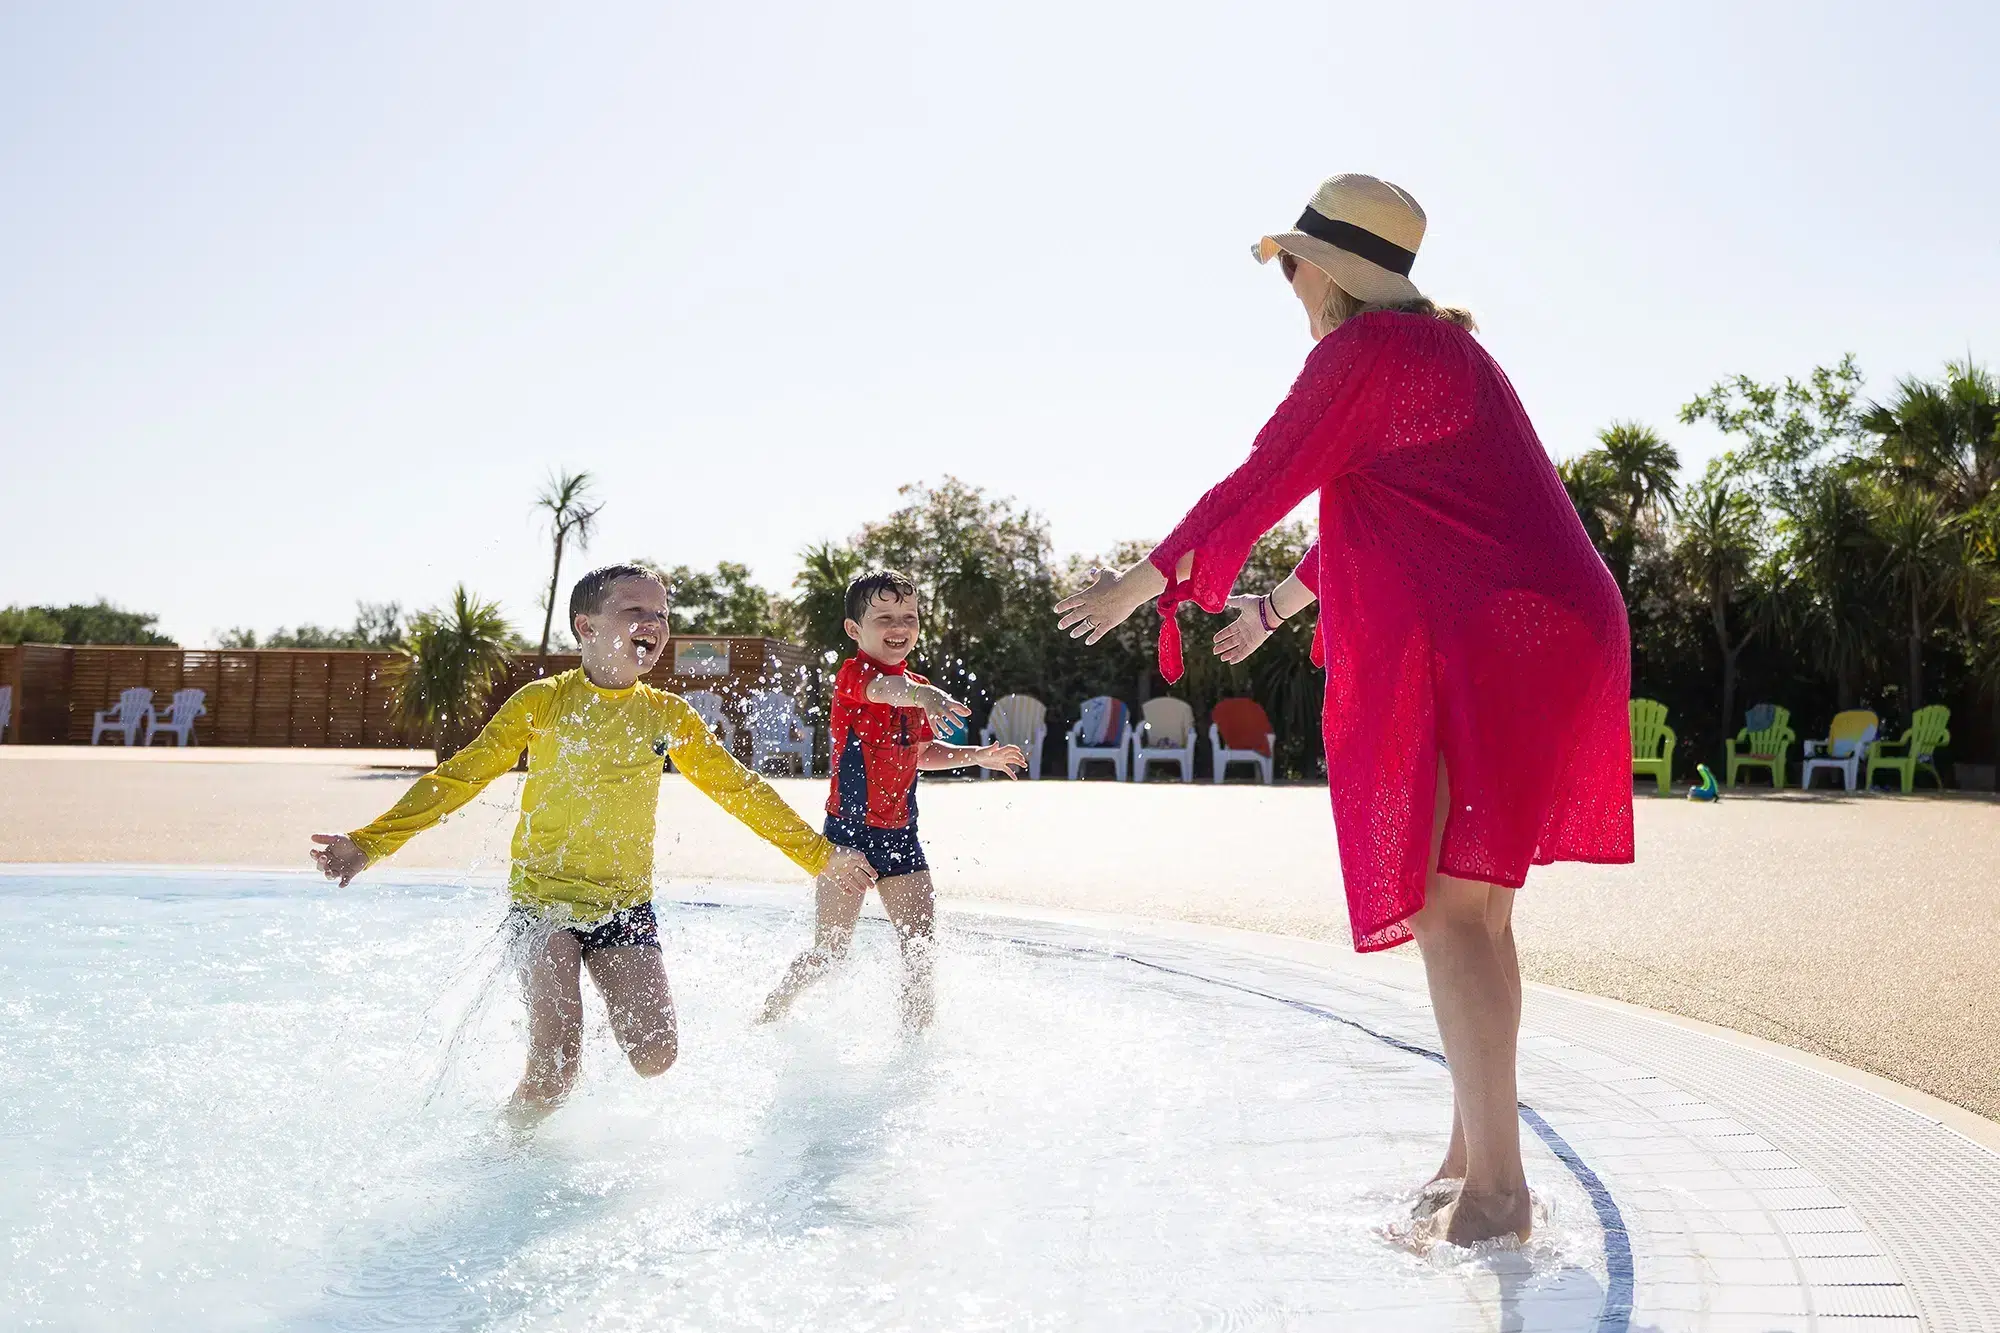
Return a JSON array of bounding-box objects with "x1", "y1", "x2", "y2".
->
[{"x1": 1293, "y1": 206, "x2": 1416, "y2": 276}]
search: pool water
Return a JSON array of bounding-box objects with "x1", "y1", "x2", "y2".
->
[{"x1": 0, "y1": 870, "x2": 1612, "y2": 1330}]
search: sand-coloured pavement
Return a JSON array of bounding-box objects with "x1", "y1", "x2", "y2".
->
[{"x1": 3, "y1": 747, "x2": 1995, "y2": 1122}]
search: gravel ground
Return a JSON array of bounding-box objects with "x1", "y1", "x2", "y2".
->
[{"x1": 4, "y1": 748, "x2": 1995, "y2": 1122}]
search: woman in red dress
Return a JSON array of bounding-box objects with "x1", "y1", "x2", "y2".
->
[{"x1": 1056, "y1": 174, "x2": 1633, "y2": 1247}]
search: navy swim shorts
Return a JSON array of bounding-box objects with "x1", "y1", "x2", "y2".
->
[{"x1": 823, "y1": 815, "x2": 929, "y2": 879}]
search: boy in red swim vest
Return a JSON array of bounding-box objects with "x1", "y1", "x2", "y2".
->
[{"x1": 758, "y1": 570, "x2": 1026, "y2": 1027}]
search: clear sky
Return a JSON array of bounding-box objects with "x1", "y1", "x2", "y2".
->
[{"x1": 3, "y1": 2, "x2": 1995, "y2": 645}]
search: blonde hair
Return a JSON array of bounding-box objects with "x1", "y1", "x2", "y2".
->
[{"x1": 1323, "y1": 282, "x2": 1477, "y2": 333}]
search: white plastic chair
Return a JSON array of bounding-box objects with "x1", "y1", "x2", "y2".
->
[
  {"x1": 1802, "y1": 710, "x2": 1879, "y2": 792},
  {"x1": 144, "y1": 688, "x2": 207, "y2": 746},
  {"x1": 979, "y1": 693, "x2": 1047, "y2": 780},
  {"x1": 1209, "y1": 698, "x2": 1276, "y2": 785},
  {"x1": 1066, "y1": 696, "x2": 1132, "y2": 781},
  {"x1": 681, "y1": 689, "x2": 737, "y2": 751},
  {"x1": 0, "y1": 684, "x2": 11, "y2": 742},
  {"x1": 92, "y1": 687, "x2": 154, "y2": 745},
  {"x1": 746, "y1": 690, "x2": 815, "y2": 775},
  {"x1": 1132, "y1": 697, "x2": 1196, "y2": 783}
]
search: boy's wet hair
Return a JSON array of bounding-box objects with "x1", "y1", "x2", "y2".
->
[
  {"x1": 570, "y1": 563, "x2": 668, "y2": 621},
  {"x1": 844, "y1": 570, "x2": 920, "y2": 624}
]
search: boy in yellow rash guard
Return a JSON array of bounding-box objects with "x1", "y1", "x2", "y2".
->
[{"x1": 310, "y1": 565, "x2": 876, "y2": 1121}]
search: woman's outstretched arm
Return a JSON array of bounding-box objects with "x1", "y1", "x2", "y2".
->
[{"x1": 1212, "y1": 565, "x2": 1318, "y2": 664}]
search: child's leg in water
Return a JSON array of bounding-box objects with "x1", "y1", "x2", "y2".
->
[
  {"x1": 585, "y1": 946, "x2": 678, "y2": 1078},
  {"x1": 510, "y1": 926, "x2": 587, "y2": 1123},
  {"x1": 875, "y1": 871, "x2": 936, "y2": 1029},
  {"x1": 757, "y1": 870, "x2": 869, "y2": 1022}
]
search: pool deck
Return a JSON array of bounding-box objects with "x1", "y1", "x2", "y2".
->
[{"x1": 3, "y1": 746, "x2": 1997, "y2": 1130}]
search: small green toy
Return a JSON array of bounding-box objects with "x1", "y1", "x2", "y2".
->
[{"x1": 1687, "y1": 763, "x2": 1720, "y2": 802}]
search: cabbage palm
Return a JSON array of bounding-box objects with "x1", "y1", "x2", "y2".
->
[
  {"x1": 391, "y1": 586, "x2": 516, "y2": 759},
  {"x1": 1862, "y1": 359, "x2": 2000, "y2": 514},
  {"x1": 1871, "y1": 488, "x2": 1961, "y2": 710},
  {"x1": 1675, "y1": 471, "x2": 1765, "y2": 733},
  {"x1": 1771, "y1": 468, "x2": 1878, "y2": 707},
  {"x1": 534, "y1": 470, "x2": 603, "y2": 658}
]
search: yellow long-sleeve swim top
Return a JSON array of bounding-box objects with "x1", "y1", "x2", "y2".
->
[{"x1": 349, "y1": 669, "x2": 832, "y2": 920}]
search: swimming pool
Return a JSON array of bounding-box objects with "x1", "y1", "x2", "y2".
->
[{"x1": 0, "y1": 868, "x2": 1619, "y2": 1331}]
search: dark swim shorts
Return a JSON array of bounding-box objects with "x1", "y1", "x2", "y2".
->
[
  {"x1": 507, "y1": 900, "x2": 660, "y2": 954},
  {"x1": 823, "y1": 815, "x2": 929, "y2": 879}
]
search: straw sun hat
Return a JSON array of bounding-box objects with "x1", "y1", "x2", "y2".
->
[{"x1": 1253, "y1": 173, "x2": 1425, "y2": 305}]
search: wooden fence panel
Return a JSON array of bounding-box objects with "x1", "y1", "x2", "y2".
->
[
  {"x1": 5, "y1": 643, "x2": 806, "y2": 749},
  {"x1": 291, "y1": 654, "x2": 330, "y2": 747}
]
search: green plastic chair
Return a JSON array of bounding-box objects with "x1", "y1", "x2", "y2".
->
[
  {"x1": 1725, "y1": 704, "x2": 1795, "y2": 788},
  {"x1": 1865, "y1": 705, "x2": 1950, "y2": 793},
  {"x1": 1630, "y1": 698, "x2": 1675, "y2": 794}
]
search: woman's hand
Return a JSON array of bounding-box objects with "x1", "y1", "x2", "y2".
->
[
  {"x1": 1054, "y1": 564, "x2": 1165, "y2": 645},
  {"x1": 1212, "y1": 594, "x2": 1277, "y2": 664}
]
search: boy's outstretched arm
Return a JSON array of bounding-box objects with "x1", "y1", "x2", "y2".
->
[
  {"x1": 864, "y1": 674, "x2": 971, "y2": 735},
  {"x1": 309, "y1": 684, "x2": 543, "y2": 885},
  {"x1": 919, "y1": 741, "x2": 1029, "y2": 778},
  {"x1": 664, "y1": 696, "x2": 877, "y2": 892}
]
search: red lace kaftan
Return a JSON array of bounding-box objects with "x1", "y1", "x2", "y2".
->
[{"x1": 1149, "y1": 312, "x2": 1633, "y2": 951}]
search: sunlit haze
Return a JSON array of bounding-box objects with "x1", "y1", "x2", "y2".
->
[{"x1": 3, "y1": 2, "x2": 1994, "y2": 643}]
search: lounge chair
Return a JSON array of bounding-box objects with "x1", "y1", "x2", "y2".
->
[
  {"x1": 1132, "y1": 697, "x2": 1197, "y2": 783},
  {"x1": 746, "y1": 690, "x2": 815, "y2": 775},
  {"x1": 0, "y1": 684, "x2": 10, "y2": 742},
  {"x1": 1629, "y1": 698, "x2": 1675, "y2": 794},
  {"x1": 1866, "y1": 705, "x2": 1950, "y2": 793},
  {"x1": 1724, "y1": 703, "x2": 1794, "y2": 788},
  {"x1": 92, "y1": 687, "x2": 154, "y2": 746},
  {"x1": 1801, "y1": 710, "x2": 1878, "y2": 791},
  {"x1": 680, "y1": 689, "x2": 737, "y2": 751},
  {"x1": 1209, "y1": 697, "x2": 1275, "y2": 785},
  {"x1": 1067, "y1": 696, "x2": 1132, "y2": 781},
  {"x1": 980, "y1": 693, "x2": 1046, "y2": 780},
  {"x1": 144, "y1": 688, "x2": 207, "y2": 746}
]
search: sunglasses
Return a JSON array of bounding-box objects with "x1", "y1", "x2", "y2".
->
[{"x1": 1279, "y1": 252, "x2": 1299, "y2": 283}]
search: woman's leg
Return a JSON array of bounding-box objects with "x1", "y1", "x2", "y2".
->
[
  {"x1": 1427, "y1": 898, "x2": 1522, "y2": 1190},
  {"x1": 585, "y1": 945, "x2": 679, "y2": 1077},
  {"x1": 1410, "y1": 876, "x2": 1529, "y2": 1244},
  {"x1": 510, "y1": 925, "x2": 586, "y2": 1122},
  {"x1": 757, "y1": 868, "x2": 870, "y2": 1022},
  {"x1": 875, "y1": 870, "x2": 936, "y2": 1029}
]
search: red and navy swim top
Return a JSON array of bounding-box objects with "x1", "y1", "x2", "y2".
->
[{"x1": 824, "y1": 653, "x2": 935, "y2": 829}]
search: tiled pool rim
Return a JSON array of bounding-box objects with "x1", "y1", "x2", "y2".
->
[{"x1": 10, "y1": 865, "x2": 1999, "y2": 1332}]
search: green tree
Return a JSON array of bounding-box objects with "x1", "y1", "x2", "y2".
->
[
  {"x1": 390, "y1": 586, "x2": 517, "y2": 759},
  {"x1": 1861, "y1": 358, "x2": 2000, "y2": 513},
  {"x1": 1595, "y1": 421, "x2": 1681, "y2": 595},
  {"x1": 1767, "y1": 468, "x2": 1879, "y2": 708},
  {"x1": 1680, "y1": 356, "x2": 1867, "y2": 504},
  {"x1": 1674, "y1": 468, "x2": 1765, "y2": 734},
  {"x1": 789, "y1": 541, "x2": 866, "y2": 663},
  {"x1": 217, "y1": 602, "x2": 406, "y2": 650},
  {"x1": 655, "y1": 562, "x2": 784, "y2": 637},
  {"x1": 534, "y1": 470, "x2": 603, "y2": 658},
  {"x1": 1870, "y1": 487, "x2": 1962, "y2": 710},
  {"x1": 0, "y1": 601, "x2": 173, "y2": 645}
]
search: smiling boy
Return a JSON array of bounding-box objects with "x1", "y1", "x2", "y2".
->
[
  {"x1": 758, "y1": 570, "x2": 1025, "y2": 1028},
  {"x1": 310, "y1": 563, "x2": 875, "y2": 1120}
]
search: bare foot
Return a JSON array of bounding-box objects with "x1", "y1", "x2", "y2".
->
[
  {"x1": 1428, "y1": 1186, "x2": 1534, "y2": 1248},
  {"x1": 754, "y1": 992, "x2": 789, "y2": 1025}
]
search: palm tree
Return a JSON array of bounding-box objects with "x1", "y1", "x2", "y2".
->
[
  {"x1": 1675, "y1": 472, "x2": 1764, "y2": 734},
  {"x1": 1862, "y1": 359, "x2": 2000, "y2": 513},
  {"x1": 1557, "y1": 453, "x2": 1620, "y2": 558},
  {"x1": 790, "y1": 540, "x2": 865, "y2": 662},
  {"x1": 1871, "y1": 488, "x2": 1961, "y2": 710},
  {"x1": 534, "y1": 470, "x2": 603, "y2": 658},
  {"x1": 1770, "y1": 468, "x2": 1877, "y2": 708},
  {"x1": 1595, "y1": 422, "x2": 1680, "y2": 595},
  {"x1": 390, "y1": 586, "x2": 516, "y2": 759}
]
